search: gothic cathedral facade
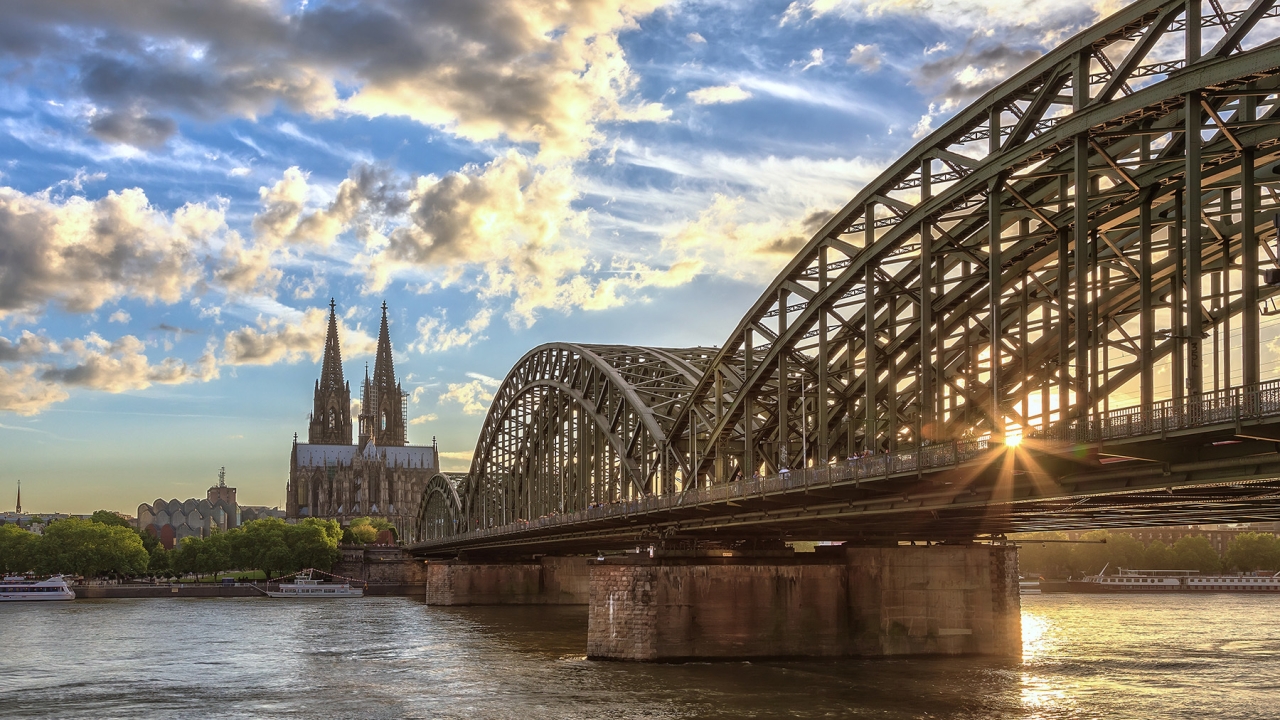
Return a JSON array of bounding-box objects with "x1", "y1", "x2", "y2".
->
[{"x1": 286, "y1": 300, "x2": 438, "y2": 539}]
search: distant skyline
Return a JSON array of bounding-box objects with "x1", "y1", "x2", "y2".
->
[{"x1": 0, "y1": 0, "x2": 1126, "y2": 514}]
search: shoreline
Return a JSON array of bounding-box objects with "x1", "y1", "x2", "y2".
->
[{"x1": 69, "y1": 583, "x2": 423, "y2": 599}]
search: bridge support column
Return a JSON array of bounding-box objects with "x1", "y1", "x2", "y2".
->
[
  {"x1": 586, "y1": 544, "x2": 1019, "y2": 661},
  {"x1": 424, "y1": 556, "x2": 589, "y2": 605}
]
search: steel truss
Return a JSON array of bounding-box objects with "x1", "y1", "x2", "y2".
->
[
  {"x1": 678, "y1": 0, "x2": 1280, "y2": 482},
  {"x1": 459, "y1": 344, "x2": 719, "y2": 530},
  {"x1": 424, "y1": 0, "x2": 1280, "y2": 542}
]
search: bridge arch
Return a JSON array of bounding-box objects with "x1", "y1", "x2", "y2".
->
[
  {"x1": 670, "y1": 0, "x2": 1280, "y2": 483},
  {"x1": 462, "y1": 343, "x2": 719, "y2": 531},
  {"x1": 425, "y1": 0, "x2": 1280, "y2": 545},
  {"x1": 414, "y1": 473, "x2": 465, "y2": 542}
]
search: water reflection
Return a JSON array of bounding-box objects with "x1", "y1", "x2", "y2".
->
[{"x1": 1, "y1": 594, "x2": 1277, "y2": 719}]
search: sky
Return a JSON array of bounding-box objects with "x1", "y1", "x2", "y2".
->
[{"x1": 0, "y1": 0, "x2": 1129, "y2": 514}]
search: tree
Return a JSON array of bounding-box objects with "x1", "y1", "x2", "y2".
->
[
  {"x1": 290, "y1": 519, "x2": 341, "y2": 571},
  {"x1": 35, "y1": 518, "x2": 149, "y2": 577},
  {"x1": 1172, "y1": 535, "x2": 1221, "y2": 573},
  {"x1": 0, "y1": 524, "x2": 38, "y2": 574},
  {"x1": 1012, "y1": 532, "x2": 1073, "y2": 577},
  {"x1": 1224, "y1": 532, "x2": 1280, "y2": 572},
  {"x1": 1143, "y1": 540, "x2": 1176, "y2": 569},
  {"x1": 89, "y1": 510, "x2": 132, "y2": 529},
  {"x1": 229, "y1": 518, "x2": 294, "y2": 580},
  {"x1": 172, "y1": 533, "x2": 232, "y2": 580},
  {"x1": 148, "y1": 545, "x2": 172, "y2": 578},
  {"x1": 348, "y1": 524, "x2": 378, "y2": 544}
]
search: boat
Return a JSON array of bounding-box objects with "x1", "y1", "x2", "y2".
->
[
  {"x1": 266, "y1": 569, "x2": 363, "y2": 599},
  {"x1": 0, "y1": 575, "x2": 76, "y2": 601},
  {"x1": 1019, "y1": 579, "x2": 1042, "y2": 595},
  {"x1": 1044, "y1": 565, "x2": 1280, "y2": 593}
]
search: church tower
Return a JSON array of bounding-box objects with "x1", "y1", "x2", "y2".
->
[
  {"x1": 308, "y1": 299, "x2": 353, "y2": 445},
  {"x1": 359, "y1": 302, "x2": 407, "y2": 448}
]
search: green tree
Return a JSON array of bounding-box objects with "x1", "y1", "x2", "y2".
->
[
  {"x1": 1143, "y1": 540, "x2": 1176, "y2": 569},
  {"x1": 229, "y1": 518, "x2": 295, "y2": 580},
  {"x1": 1172, "y1": 535, "x2": 1221, "y2": 573},
  {"x1": 89, "y1": 510, "x2": 133, "y2": 529},
  {"x1": 148, "y1": 545, "x2": 172, "y2": 578},
  {"x1": 1224, "y1": 532, "x2": 1280, "y2": 572},
  {"x1": 35, "y1": 518, "x2": 149, "y2": 577},
  {"x1": 290, "y1": 519, "x2": 341, "y2": 571},
  {"x1": 348, "y1": 524, "x2": 378, "y2": 544},
  {"x1": 0, "y1": 524, "x2": 38, "y2": 574}
]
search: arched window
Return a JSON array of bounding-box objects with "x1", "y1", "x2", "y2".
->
[{"x1": 328, "y1": 408, "x2": 337, "y2": 430}]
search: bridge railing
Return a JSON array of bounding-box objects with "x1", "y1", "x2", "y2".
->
[
  {"x1": 431, "y1": 438, "x2": 992, "y2": 545},
  {"x1": 1041, "y1": 379, "x2": 1280, "y2": 443}
]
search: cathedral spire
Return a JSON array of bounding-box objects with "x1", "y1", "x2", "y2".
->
[
  {"x1": 319, "y1": 298, "x2": 345, "y2": 393},
  {"x1": 361, "y1": 301, "x2": 406, "y2": 447},
  {"x1": 308, "y1": 298, "x2": 353, "y2": 445}
]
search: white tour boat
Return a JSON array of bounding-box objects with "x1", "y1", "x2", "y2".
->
[
  {"x1": 266, "y1": 570, "x2": 363, "y2": 599},
  {"x1": 0, "y1": 575, "x2": 76, "y2": 601}
]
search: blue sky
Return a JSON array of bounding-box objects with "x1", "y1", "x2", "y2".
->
[{"x1": 0, "y1": 0, "x2": 1120, "y2": 514}]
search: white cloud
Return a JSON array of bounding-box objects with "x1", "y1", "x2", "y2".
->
[
  {"x1": 0, "y1": 185, "x2": 211, "y2": 318},
  {"x1": 0, "y1": 364, "x2": 68, "y2": 416},
  {"x1": 687, "y1": 83, "x2": 753, "y2": 105},
  {"x1": 108, "y1": 310, "x2": 131, "y2": 323},
  {"x1": 221, "y1": 307, "x2": 375, "y2": 366},
  {"x1": 439, "y1": 377, "x2": 498, "y2": 416},
  {"x1": 847, "y1": 44, "x2": 881, "y2": 72},
  {"x1": 42, "y1": 333, "x2": 218, "y2": 393},
  {"x1": 687, "y1": 32, "x2": 707, "y2": 44},
  {"x1": 413, "y1": 308, "x2": 494, "y2": 353},
  {"x1": 409, "y1": 413, "x2": 438, "y2": 425}
]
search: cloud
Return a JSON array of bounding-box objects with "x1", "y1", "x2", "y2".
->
[
  {"x1": 796, "y1": 48, "x2": 825, "y2": 72},
  {"x1": 221, "y1": 307, "x2": 375, "y2": 366},
  {"x1": 687, "y1": 32, "x2": 707, "y2": 44},
  {"x1": 5, "y1": 0, "x2": 673, "y2": 158},
  {"x1": 88, "y1": 110, "x2": 178, "y2": 149},
  {"x1": 413, "y1": 308, "x2": 494, "y2": 353},
  {"x1": 41, "y1": 333, "x2": 217, "y2": 392},
  {"x1": 409, "y1": 413, "x2": 438, "y2": 425},
  {"x1": 108, "y1": 310, "x2": 131, "y2": 323},
  {"x1": 687, "y1": 83, "x2": 753, "y2": 105},
  {"x1": 439, "y1": 374, "x2": 500, "y2": 416},
  {"x1": 0, "y1": 185, "x2": 212, "y2": 318},
  {"x1": 661, "y1": 195, "x2": 832, "y2": 282},
  {"x1": 371, "y1": 151, "x2": 633, "y2": 326},
  {"x1": 847, "y1": 44, "x2": 881, "y2": 72},
  {"x1": 0, "y1": 364, "x2": 68, "y2": 416},
  {"x1": 0, "y1": 332, "x2": 57, "y2": 362}
]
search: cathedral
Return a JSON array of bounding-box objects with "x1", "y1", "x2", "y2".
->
[{"x1": 286, "y1": 300, "x2": 438, "y2": 539}]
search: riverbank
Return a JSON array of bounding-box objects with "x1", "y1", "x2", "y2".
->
[{"x1": 69, "y1": 582, "x2": 423, "y2": 598}]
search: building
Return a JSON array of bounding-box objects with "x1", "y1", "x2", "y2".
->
[
  {"x1": 136, "y1": 474, "x2": 284, "y2": 549},
  {"x1": 285, "y1": 300, "x2": 438, "y2": 539}
]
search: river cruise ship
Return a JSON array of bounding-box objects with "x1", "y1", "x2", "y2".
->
[
  {"x1": 0, "y1": 575, "x2": 76, "y2": 601},
  {"x1": 1042, "y1": 567, "x2": 1280, "y2": 593},
  {"x1": 266, "y1": 571, "x2": 363, "y2": 599}
]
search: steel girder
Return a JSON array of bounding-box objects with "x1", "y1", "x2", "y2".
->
[
  {"x1": 424, "y1": 0, "x2": 1280, "y2": 542},
  {"x1": 674, "y1": 0, "x2": 1280, "y2": 484},
  {"x1": 460, "y1": 343, "x2": 721, "y2": 530}
]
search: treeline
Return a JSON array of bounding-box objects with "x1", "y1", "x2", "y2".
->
[
  {"x1": 0, "y1": 512, "x2": 341, "y2": 580},
  {"x1": 1017, "y1": 530, "x2": 1280, "y2": 578}
]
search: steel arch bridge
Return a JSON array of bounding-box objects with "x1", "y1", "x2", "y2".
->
[{"x1": 412, "y1": 0, "x2": 1280, "y2": 552}]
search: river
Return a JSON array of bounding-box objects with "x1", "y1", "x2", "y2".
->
[{"x1": 2, "y1": 593, "x2": 1277, "y2": 719}]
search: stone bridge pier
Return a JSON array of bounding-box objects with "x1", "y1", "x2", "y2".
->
[{"x1": 426, "y1": 544, "x2": 1021, "y2": 661}]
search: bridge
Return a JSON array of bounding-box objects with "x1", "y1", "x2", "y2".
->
[{"x1": 407, "y1": 1, "x2": 1280, "y2": 661}]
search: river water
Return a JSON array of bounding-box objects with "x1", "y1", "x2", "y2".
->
[{"x1": 2, "y1": 594, "x2": 1278, "y2": 719}]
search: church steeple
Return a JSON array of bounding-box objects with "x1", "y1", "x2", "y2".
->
[
  {"x1": 308, "y1": 299, "x2": 353, "y2": 445},
  {"x1": 360, "y1": 301, "x2": 406, "y2": 447}
]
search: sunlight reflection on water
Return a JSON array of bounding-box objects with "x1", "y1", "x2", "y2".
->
[{"x1": 1, "y1": 594, "x2": 1277, "y2": 719}]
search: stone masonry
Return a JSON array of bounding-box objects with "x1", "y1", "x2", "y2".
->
[{"x1": 586, "y1": 544, "x2": 1020, "y2": 661}]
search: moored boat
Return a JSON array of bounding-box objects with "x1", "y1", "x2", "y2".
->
[
  {"x1": 266, "y1": 569, "x2": 363, "y2": 599},
  {"x1": 1044, "y1": 565, "x2": 1280, "y2": 593},
  {"x1": 0, "y1": 575, "x2": 76, "y2": 601}
]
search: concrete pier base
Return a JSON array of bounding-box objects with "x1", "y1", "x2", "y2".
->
[
  {"x1": 586, "y1": 544, "x2": 1020, "y2": 661},
  {"x1": 425, "y1": 556, "x2": 589, "y2": 605}
]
